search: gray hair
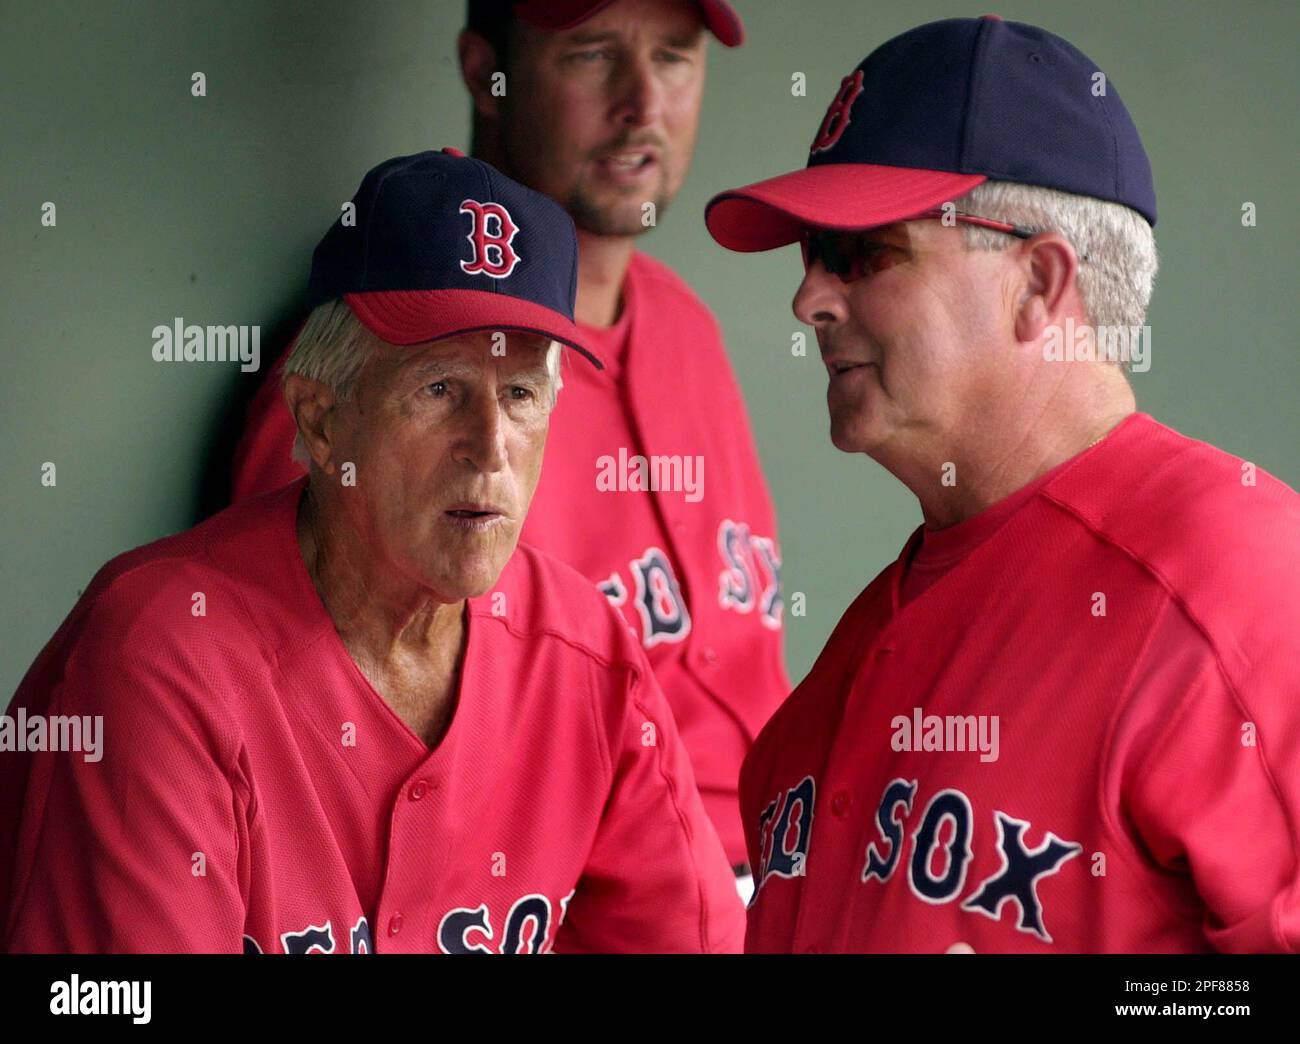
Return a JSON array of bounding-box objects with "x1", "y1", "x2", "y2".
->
[
  {"x1": 951, "y1": 180, "x2": 1159, "y2": 367},
  {"x1": 283, "y1": 299, "x2": 563, "y2": 466}
]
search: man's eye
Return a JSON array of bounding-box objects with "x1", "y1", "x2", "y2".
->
[
  {"x1": 858, "y1": 244, "x2": 893, "y2": 269},
  {"x1": 509, "y1": 386, "x2": 536, "y2": 401},
  {"x1": 657, "y1": 50, "x2": 689, "y2": 64},
  {"x1": 426, "y1": 381, "x2": 448, "y2": 397},
  {"x1": 844, "y1": 242, "x2": 900, "y2": 280},
  {"x1": 571, "y1": 49, "x2": 611, "y2": 62}
]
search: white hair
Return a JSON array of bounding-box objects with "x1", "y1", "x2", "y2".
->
[
  {"x1": 951, "y1": 180, "x2": 1159, "y2": 369},
  {"x1": 283, "y1": 299, "x2": 563, "y2": 466}
]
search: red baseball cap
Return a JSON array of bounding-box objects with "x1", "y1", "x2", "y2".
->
[{"x1": 513, "y1": 0, "x2": 744, "y2": 47}]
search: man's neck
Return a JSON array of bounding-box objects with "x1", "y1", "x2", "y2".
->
[
  {"x1": 296, "y1": 488, "x2": 465, "y2": 667},
  {"x1": 575, "y1": 229, "x2": 636, "y2": 328},
  {"x1": 887, "y1": 389, "x2": 1137, "y2": 531}
]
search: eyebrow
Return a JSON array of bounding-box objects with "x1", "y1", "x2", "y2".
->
[
  {"x1": 563, "y1": 28, "x2": 703, "y2": 48},
  {"x1": 857, "y1": 223, "x2": 907, "y2": 240},
  {"x1": 503, "y1": 363, "x2": 554, "y2": 384},
  {"x1": 405, "y1": 359, "x2": 553, "y2": 384},
  {"x1": 564, "y1": 30, "x2": 619, "y2": 45},
  {"x1": 846, "y1": 225, "x2": 913, "y2": 250},
  {"x1": 407, "y1": 359, "x2": 479, "y2": 382}
]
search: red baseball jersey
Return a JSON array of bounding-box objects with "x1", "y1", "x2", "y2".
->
[
  {"x1": 741, "y1": 413, "x2": 1300, "y2": 953},
  {"x1": 230, "y1": 252, "x2": 790, "y2": 866},
  {"x1": 1, "y1": 479, "x2": 745, "y2": 953}
]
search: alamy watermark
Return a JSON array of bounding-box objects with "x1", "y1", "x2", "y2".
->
[
  {"x1": 152, "y1": 317, "x2": 260, "y2": 372},
  {"x1": 891, "y1": 706, "x2": 1000, "y2": 763},
  {"x1": 1043, "y1": 318, "x2": 1151, "y2": 372},
  {"x1": 596, "y1": 447, "x2": 704, "y2": 503},
  {"x1": 0, "y1": 710, "x2": 103, "y2": 762},
  {"x1": 50, "y1": 975, "x2": 150, "y2": 1023}
]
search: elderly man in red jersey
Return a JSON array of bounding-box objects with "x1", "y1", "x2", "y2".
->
[
  {"x1": 2, "y1": 150, "x2": 743, "y2": 953},
  {"x1": 232, "y1": 1, "x2": 789, "y2": 899}
]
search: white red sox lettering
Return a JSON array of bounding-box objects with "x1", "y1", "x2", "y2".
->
[{"x1": 755, "y1": 776, "x2": 1082, "y2": 942}]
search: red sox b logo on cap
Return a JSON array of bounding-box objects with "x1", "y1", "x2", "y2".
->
[
  {"x1": 460, "y1": 199, "x2": 521, "y2": 278},
  {"x1": 810, "y1": 69, "x2": 865, "y2": 154}
]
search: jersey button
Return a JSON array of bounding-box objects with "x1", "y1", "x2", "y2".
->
[
  {"x1": 702, "y1": 647, "x2": 718, "y2": 665},
  {"x1": 831, "y1": 790, "x2": 851, "y2": 817},
  {"x1": 388, "y1": 913, "x2": 403, "y2": 936},
  {"x1": 408, "y1": 780, "x2": 428, "y2": 801}
]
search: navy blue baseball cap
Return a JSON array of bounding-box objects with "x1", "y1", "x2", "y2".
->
[
  {"x1": 706, "y1": 15, "x2": 1156, "y2": 252},
  {"x1": 308, "y1": 147, "x2": 601, "y2": 368}
]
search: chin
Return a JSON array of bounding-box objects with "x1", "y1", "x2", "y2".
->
[
  {"x1": 460, "y1": 558, "x2": 512, "y2": 600},
  {"x1": 575, "y1": 206, "x2": 654, "y2": 238},
  {"x1": 420, "y1": 549, "x2": 513, "y2": 604},
  {"x1": 431, "y1": 572, "x2": 498, "y2": 604},
  {"x1": 830, "y1": 429, "x2": 865, "y2": 454},
  {"x1": 830, "y1": 418, "x2": 886, "y2": 456},
  {"x1": 571, "y1": 188, "x2": 670, "y2": 237}
]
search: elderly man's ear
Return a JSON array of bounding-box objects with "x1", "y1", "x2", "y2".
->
[
  {"x1": 284, "y1": 374, "x2": 342, "y2": 476},
  {"x1": 1013, "y1": 231, "x2": 1083, "y2": 344}
]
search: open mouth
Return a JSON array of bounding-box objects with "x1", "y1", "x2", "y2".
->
[
  {"x1": 599, "y1": 151, "x2": 657, "y2": 177},
  {"x1": 445, "y1": 507, "x2": 506, "y2": 532}
]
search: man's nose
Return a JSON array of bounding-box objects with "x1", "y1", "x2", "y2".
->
[
  {"x1": 792, "y1": 261, "x2": 849, "y2": 329},
  {"x1": 614, "y1": 53, "x2": 663, "y2": 127},
  {"x1": 457, "y1": 395, "x2": 509, "y2": 474}
]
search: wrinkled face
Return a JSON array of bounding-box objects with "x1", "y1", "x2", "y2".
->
[
  {"x1": 328, "y1": 332, "x2": 557, "y2": 602},
  {"x1": 498, "y1": 0, "x2": 708, "y2": 236},
  {"x1": 792, "y1": 220, "x2": 1017, "y2": 458}
]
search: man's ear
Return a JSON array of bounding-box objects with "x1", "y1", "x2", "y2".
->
[
  {"x1": 1013, "y1": 232, "x2": 1082, "y2": 343},
  {"x1": 284, "y1": 374, "x2": 342, "y2": 476},
  {"x1": 458, "y1": 28, "x2": 503, "y2": 122}
]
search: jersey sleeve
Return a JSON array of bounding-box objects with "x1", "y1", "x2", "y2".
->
[
  {"x1": 554, "y1": 659, "x2": 746, "y2": 954},
  {"x1": 1117, "y1": 606, "x2": 1300, "y2": 953},
  {"x1": 230, "y1": 351, "x2": 305, "y2": 502},
  {"x1": 4, "y1": 607, "x2": 250, "y2": 953}
]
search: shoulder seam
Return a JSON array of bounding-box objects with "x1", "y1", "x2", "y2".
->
[{"x1": 1044, "y1": 494, "x2": 1300, "y2": 947}]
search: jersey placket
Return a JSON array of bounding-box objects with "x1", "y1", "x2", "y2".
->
[
  {"x1": 371, "y1": 609, "x2": 483, "y2": 953},
  {"x1": 789, "y1": 542, "x2": 922, "y2": 953},
  {"x1": 376, "y1": 763, "x2": 452, "y2": 952},
  {"x1": 787, "y1": 623, "x2": 898, "y2": 953}
]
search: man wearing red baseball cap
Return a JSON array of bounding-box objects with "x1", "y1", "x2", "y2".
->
[
  {"x1": 231, "y1": 0, "x2": 789, "y2": 900},
  {"x1": 707, "y1": 16, "x2": 1300, "y2": 953}
]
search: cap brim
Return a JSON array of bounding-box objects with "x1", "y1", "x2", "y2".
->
[
  {"x1": 705, "y1": 165, "x2": 989, "y2": 252},
  {"x1": 345, "y1": 290, "x2": 602, "y2": 370},
  {"x1": 699, "y1": 0, "x2": 744, "y2": 46},
  {"x1": 516, "y1": 0, "x2": 743, "y2": 47}
]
